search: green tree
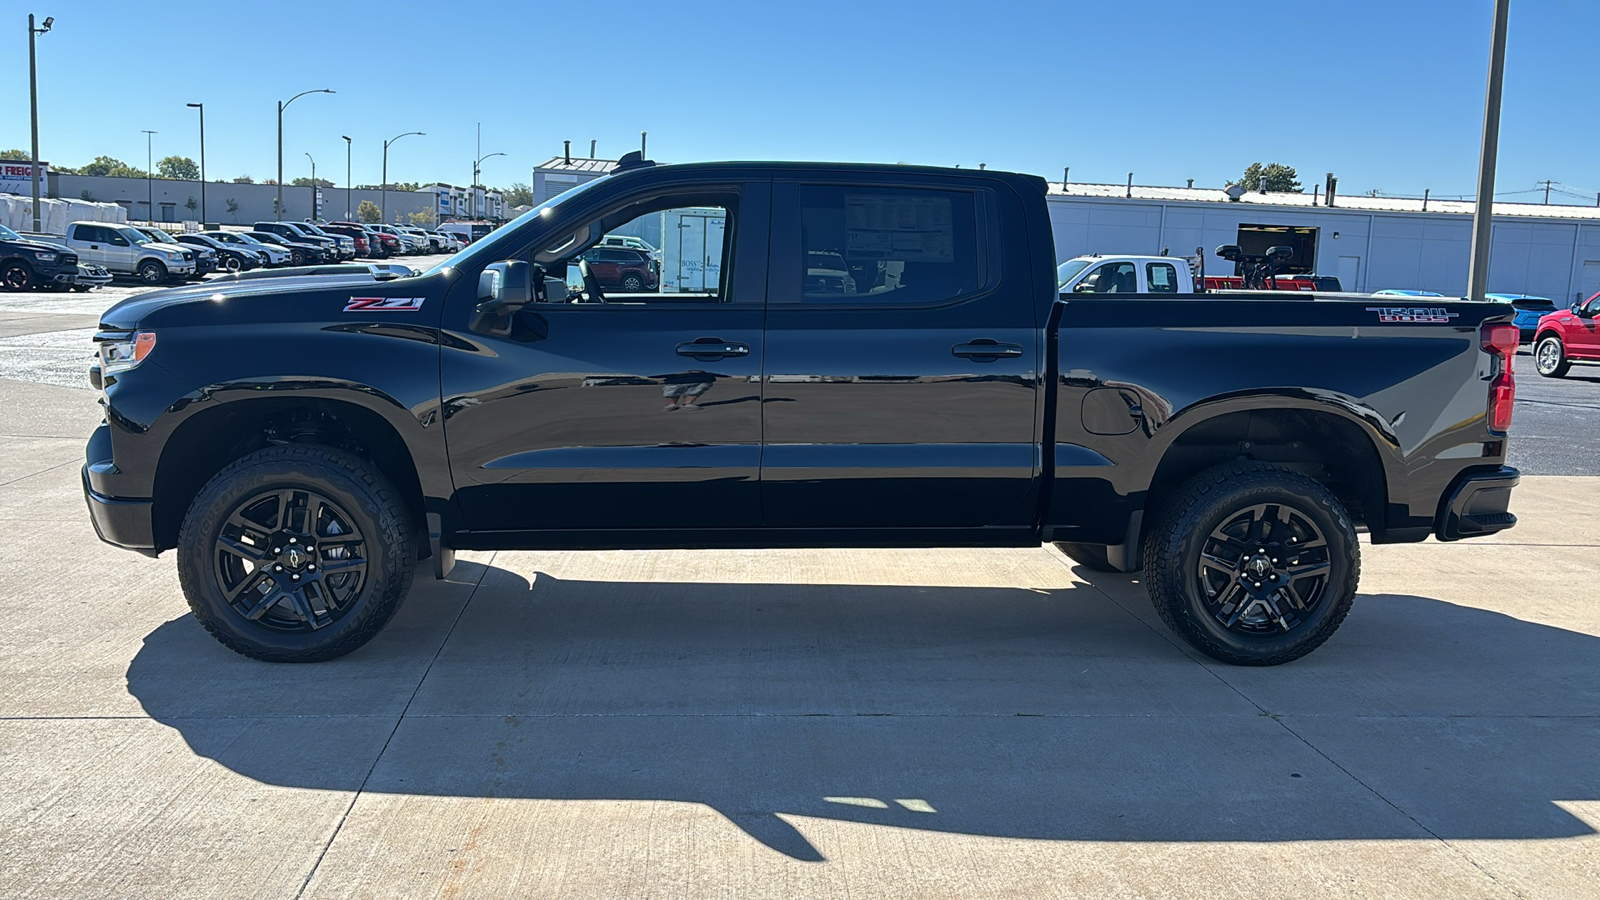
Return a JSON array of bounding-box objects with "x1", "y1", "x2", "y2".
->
[
  {"x1": 1238, "y1": 162, "x2": 1302, "y2": 193},
  {"x1": 408, "y1": 208, "x2": 438, "y2": 227},
  {"x1": 385, "y1": 181, "x2": 420, "y2": 192},
  {"x1": 290, "y1": 176, "x2": 334, "y2": 187},
  {"x1": 501, "y1": 182, "x2": 533, "y2": 207},
  {"x1": 79, "y1": 155, "x2": 144, "y2": 178},
  {"x1": 157, "y1": 155, "x2": 200, "y2": 180},
  {"x1": 357, "y1": 200, "x2": 382, "y2": 224},
  {"x1": 0, "y1": 149, "x2": 29, "y2": 161},
  {"x1": 232, "y1": 175, "x2": 254, "y2": 184},
  {"x1": 225, "y1": 198, "x2": 240, "y2": 223}
]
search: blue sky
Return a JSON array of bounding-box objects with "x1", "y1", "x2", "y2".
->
[{"x1": 6, "y1": 0, "x2": 1597, "y2": 202}]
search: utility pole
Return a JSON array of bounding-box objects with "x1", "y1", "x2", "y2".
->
[
  {"x1": 1466, "y1": 0, "x2": 1511, "y2": 303},
  {"x1": 276, "y1": 88, "x2": 334, "y2": 220},
  {"x1": 141, "y1": 129, "x2": 156, "y2": 223},
  {"x1": 187, "y1": 102, "x2": 205, "y2": 225},
  {"x1": 342, "y1": 136, "x2": 351, "y2": 220},
  {"x1": 1537, "y1": 179, "x2": 1554, "y2": 204},
  {"x1": 27, "y1": 14, "x2": 54, "y2": 233},
  {"x1": 305, "y1": 152, "x2": 316, "y2": 220},
  {"x1": 382, "y1": 131, "x2": 424, "y2": 222}
]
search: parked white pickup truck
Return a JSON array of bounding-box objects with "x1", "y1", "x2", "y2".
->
[
  {"x1": 57, "y1": 222, "x2": 197, "y2": 285},
  {"x1": 1056, "y1": 255, "x2": 1200, "y2": 294}
]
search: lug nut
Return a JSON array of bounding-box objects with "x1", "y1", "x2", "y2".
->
[
  {"x1": 307, "y1": 564, "x2": 316, "y2": 571},
  {"x1": 274, "y1": 565, "x2": 283, "y2": 572},
  {"x1": 291, "y1": 574, "x2": 300, "y2": 581},
  {"x1": 289, "y1": 537, "x2": 297, "y2": 544},
  {"x1": 272, "y1": 547, "x2": 280, "y2": 553},
  {"x1": 1253, "y1": 582, "x2": 1262, "y2": 588}
]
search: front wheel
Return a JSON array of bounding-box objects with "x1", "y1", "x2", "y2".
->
[
  {"x1": 177, "y1": 444, "x2": 416, "y2": 662},
  {"x1": 224, "y1": 256, "x2": 243, "y2": 272},
  {"x1": 1143, "y1": 461, "x2": 1359, "y2": 666},
  {"x1": 1535, "y1": 335, "x2": 1571, "y2": 378},
  {"x1": 137, "y1": 259, "x2": 167, "y2": 284},
  {"x1": 2, "y1": 261, "x2": 36, "y2": 291}
]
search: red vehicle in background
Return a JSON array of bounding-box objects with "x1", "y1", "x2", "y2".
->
[
  {"x1": 329, "y1": 222, "x2": 398, "y2": 258},
  {"x1": 318, "y1": 224, "x2": 371, "y2": 258},
  {"x1": 580, "y1": 246, "x2": 659, "y2": 291},
  {"x1": 1532, "y1": 291, "x2": 1600, "y2": 378}
]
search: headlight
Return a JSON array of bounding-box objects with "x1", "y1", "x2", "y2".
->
[
  {"x1": 167, "y1": 250, "x2": 186, "y2": 260},
  {"x1": 32, "y1": 250, "x2": 57, "y2": 262},
  {"x1": 100, "y1": 332, "x2": 157, "y2": 376}
]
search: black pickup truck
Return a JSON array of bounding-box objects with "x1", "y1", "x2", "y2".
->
[
  {"x1": 1, "y1": 222, "x2": 78, "y2": 290},
  {"x1": 83, "y1": 157, "x2": 1521, "y2": 666}
]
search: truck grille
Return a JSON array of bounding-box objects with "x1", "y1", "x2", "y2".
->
[{"x1": 61, "y1": 253, "x2": 78, "y2": 266}]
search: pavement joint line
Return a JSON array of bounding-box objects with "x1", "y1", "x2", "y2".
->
[
  {"x1": 291, "y1": 549, "x2": 496, "y2": 900},
  {"x1": 1041, "y1": 543, "x2": 1529, "y2": 898},
  {"x1": 0, "y1": 459, "x2": 77, "y2": 490}
]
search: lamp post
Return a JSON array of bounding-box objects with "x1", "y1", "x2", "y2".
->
[
  {"x1": 342, "y1": 135, "x2": 351, "y2": 220},
  {"x1": 473, "y1": 151, "x2": 505, "y2": 220},
  {"x1": 305, "y1": 152, "x2": 316, "y2": 221},
  {"x1": 141, "y1": 129, "x2": 156, "y2": 224},
  {"x1": 186, "y1": 102, "x2": 205, "y2": 225},
  {"x1": 1466, "y1": 0, "x2": 1511, "y2": 303},
  {"x1": 276, "y1": 88, "x2": 334, "y2": 220},
  {"x1": 381, "y1": 130, "x2": 423, "y2": 222},
  {"x1": 27, "y1": 14, "x2": 54, "y2": 233}
]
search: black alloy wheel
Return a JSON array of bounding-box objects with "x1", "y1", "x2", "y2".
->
[
  {"x1": 3, "y1": 261, "x2": 37, "y2": 291},
  {"x1": 1195, "y1": 502, "x2": 1331, "y2": 636},
  {"x1": 212, "y1": 487, "x2": 369, "y2": 633}
]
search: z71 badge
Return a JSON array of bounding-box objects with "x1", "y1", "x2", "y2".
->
[
  {"x1": 344, "y1": 296, "x2": 426, "y2": 313},
  {"x1": 1365, "y1": 306, "x2": 1459, "y2": 324}
]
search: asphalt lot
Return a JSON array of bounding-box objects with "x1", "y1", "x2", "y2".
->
[{"x1": 1, "y1": 370, "x2": 1596, "y2": 898}]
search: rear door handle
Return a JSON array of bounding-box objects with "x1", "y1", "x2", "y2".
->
[
  {"x1": 952, "y1": 340, "x2": 1023, "y2": 359},
  {"x1": 677, "y1": 338, "x2": 750, "y2": 359}
]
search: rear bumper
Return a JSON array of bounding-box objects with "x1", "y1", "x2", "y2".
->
[
  {"x1": 82, "y1": 424, "x2": 157, "y2": 555},
  {"x1": 1435, "y1": 466, "x2": 1519, "y2": 541}
]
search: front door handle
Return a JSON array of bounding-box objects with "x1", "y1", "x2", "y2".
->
[
  {"x1": 677, "y1": 338, "x2": 750, "y2": 359},
  {"x1": 952, "y1": 340, "x2": 1023, "y2": 359}
]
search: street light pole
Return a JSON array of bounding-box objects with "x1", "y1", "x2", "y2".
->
[
  {"x1": 1467, "y1": 0, "x2": 1511, "y2": 303},
  {"x1": 141, "y1": 129, "x2": 156, "y2": 224},
  {"x1": 305, "y1": 152, "x2": 316, "y2": 221},
  {"x1": 276, "y1": 88, "x2": 334, "y2": 221},
  {"x1": 27, "y1": 14, "x2": 54, "y2": 233},
  {"x1": 186, "y1": 102, "x2": 205, "y2": 225},
  {"x1": 474, "y1": 150, "x2": 506, "y2": 220},
  {"x1": 381, "y1": 131, "x2": 424, "y2": 222},
  {"x1": 342, "y1": 136, "x2": 351, "y2": 220}
]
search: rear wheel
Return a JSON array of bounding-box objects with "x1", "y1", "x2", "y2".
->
[
  {"x1": 290, "y1": 249, "x2": 306, "y2": 266},
  {"x1": 137, "y1": 259, "x2": 167, "y2": 284},
  {"x1": 1535, "y1": 335, "x2": 1571, "y2": 378},
  {"x1": 223, "y1": 256, "x2": 243, "y2": 272},
  {"x1": 1143, "y1": 460, "x2": 1358, "y2": 666},
  {"x1": 2, "y1": 260, "x2": 36, "y2": 291},
  {"x1": 177, "y1": 444, "x2": 416, "y2": 662},
  {"x1": 621, "y1": 273, "x2": 645, "y2": 292}
]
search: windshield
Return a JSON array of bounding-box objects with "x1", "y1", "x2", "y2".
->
[
  {"x1": 1056, "y1": 258, "x2": 1093, "y2": 290},
  {"x1": 421, "y1": 175, "x2": 610, "y2": 278},
  {"x1": 123, "y1": 229, "x2": 155, "y2": 245},
  {"x1": 0, "y1": 224, "x2": 22, "y2": 241}
]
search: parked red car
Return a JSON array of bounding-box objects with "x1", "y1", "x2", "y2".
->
[
  {"x1": 1532, "y1": 291, "x2": 1600, "y2": 377},
  {"x1": 329, "y1": 222, "x2": 398, "y2": 258},
  {"x1": 580, "y1": 247, "x2": 658, "y2": 291},
  {"x1": 317, "y1": 224, "x2": 370, "y2": 258}
]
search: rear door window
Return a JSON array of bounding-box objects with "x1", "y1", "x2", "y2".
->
[
  {"x1": 1147, "y1": 262, "x2": 1178, "y2": 293},
  {"x1": 796, "y1": 185, "x2": 981, "y2": 304}
]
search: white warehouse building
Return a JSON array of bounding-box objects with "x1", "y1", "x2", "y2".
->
[{"x1": 1046, "y1": 181, "x2": 1600, "y2": 304}]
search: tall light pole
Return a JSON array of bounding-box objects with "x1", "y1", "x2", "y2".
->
[
  {"x1": 474, "y1": 151, "x2": 505, "y2": 220},
  {"x1": 27, "y1": 14, "x2": 54, "y2": 233},
  {"x1": 342, "y1": 135, "x2": 351, "y2": 220},
  {"x1": 304, "y1": 152, "x2": 316, "y2": 221},
  {"x1": 381, "y1": 130, "x2": 423, "y2": 222},
  {"x1": 186, "y1": 102, "x2": 205, "y2": 225},
  {"x1": 141, "y1": 129, "x2": 156, "y2": 224},
  {"x1": 1467, "y1": 0, "x2": 1511, "y2": 303},
  {"x1": 276, "y1": 88, "x2": 334, "y2": 220}
]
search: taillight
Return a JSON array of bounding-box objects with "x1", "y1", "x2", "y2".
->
[{"x1": 1482, "y1": 322, "x2": 1517, "y2": 433}]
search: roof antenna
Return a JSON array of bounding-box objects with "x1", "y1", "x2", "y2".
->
[{"x1": 641, "y1": 131, "x2": 647, "y2": 157}]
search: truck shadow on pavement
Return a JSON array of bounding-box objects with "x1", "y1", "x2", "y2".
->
[{"x1": 125, "y1": 559, "x2": 1600, "y2": 861}]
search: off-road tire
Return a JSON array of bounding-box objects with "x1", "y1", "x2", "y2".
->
[
  {"x1": 137, "y1": 259, "x2": 167, "y2": 284},
  {"x1": 1142, "y1": 460, "x2": 1359, "y2": 666},
  {"x1": 3, "y1": 260, "x2": 36, "y2": 291},
  {"x1": 177, "y1": 444, "x2": 415, "y2": 662},
  {"x1": 1535, "y1": 335, "x2": 1571, "y2": 378},
  {"x1": 1054, "y1": 542, "x2": 1122, "y2": 573}
]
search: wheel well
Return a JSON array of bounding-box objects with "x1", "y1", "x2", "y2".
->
[
  {"x1": 1146, "y1": 409, "x2": 1387, "y2": 537},
  {"x1": 1534, "y1": 329, "x2": 1562, "y2": 346},
  {"x1": 151, "y1": 399, "x2": 426, "y2": 553}
]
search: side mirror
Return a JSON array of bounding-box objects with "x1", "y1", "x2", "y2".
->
[
  {"x1": 476, "y1": 260, "x2": 532, "y2": 313},
  {"x1": 1215, "y1": 244, "x2": 1242, "y2": 262}
]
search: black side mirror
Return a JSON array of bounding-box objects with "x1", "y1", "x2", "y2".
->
[
  {"x1": 476, "y1": 260, "x2": 532, "y2": 313},
  {"x1": 1215, "y1": 244, "x2": 1242, "y2": 262}
]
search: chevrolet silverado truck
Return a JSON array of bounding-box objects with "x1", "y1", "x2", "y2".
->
[{"x1": 83, "y1": 157, "x2": 1522, "y2": 666}]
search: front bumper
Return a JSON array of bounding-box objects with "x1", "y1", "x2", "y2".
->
[
  {"x1": 1436, "y1": 466, "x2": 1520, "y2": 541},
  {"x1": 82, "y1": 425, "x2": 156, "y2": 554}
]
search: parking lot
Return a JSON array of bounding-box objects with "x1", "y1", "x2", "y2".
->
[{"x1": 1, "y1": 278, "x2": 1597, "y2": 898}]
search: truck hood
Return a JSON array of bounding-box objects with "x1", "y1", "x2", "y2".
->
[
  {"x1": 98, "y1": 268, "x2": 430, "y2": 331},
  {"x1": 6, "y1": 238, "x2": 73, "y2": 255}
]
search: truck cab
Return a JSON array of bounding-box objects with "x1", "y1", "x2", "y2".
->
[{"x1": 1057, "y1": 255, "x2": 1196, "y2": 294}]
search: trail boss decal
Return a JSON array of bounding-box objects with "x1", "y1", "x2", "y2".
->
[
  {"x1": 1365, "y1": 307, "x2": 1460, "y2": 324},
  {"x1": 344, "y1": 296, "x2": 426, "y2": 313}
]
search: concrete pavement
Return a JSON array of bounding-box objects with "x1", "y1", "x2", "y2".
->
[{"x1": 1, "y1": 374, "x2": 1596, "y2": 899}]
